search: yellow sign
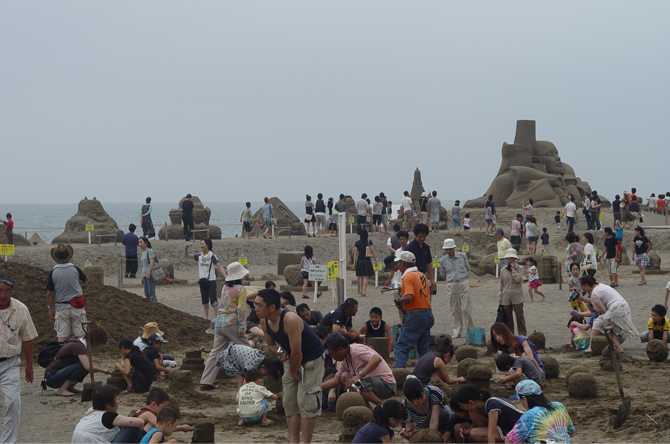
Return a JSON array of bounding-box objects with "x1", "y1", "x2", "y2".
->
[
  {"x1": 461, "y1": 244, "x2": 469, "y2": 253},
  {"x1": 85, "y1": 222, "x2": 94, "y2": 232},
  {"x1": 373, "y1": 260, "x2": 382, "y2": 271},
  {"x1": 348, "y1": 216, "x2": 354, "y2": 224},
  {"x1": 84, "y1": 260, "x2": 92, "y2": 268},
  {"x1": 494, "y1": 256, "x2": 500, "y2": 264},
  {"x1": 327, "y1": 261, "x2": 339, "y2": 280},
  {"x1": 0, "y1": 244, "x2": 15, "y2": 255},
  {"x1": 238, "y1": 255, "x2": 248, "y2": 266},
  {"x1": 432, "y1": 257, "x2": 440, "y2": 268}
]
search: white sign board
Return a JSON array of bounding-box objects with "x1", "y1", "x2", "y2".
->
[{"x1": 308, "y1": 264, "x2": 328, "y2": 282}]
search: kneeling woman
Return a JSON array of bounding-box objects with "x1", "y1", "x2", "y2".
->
[
  {"x1": 452, "y1": 385, "x2": 523, "y2": 443},
  {"x1": 505, "y1": 380, "x2": 575, "y2": 443},
  {"x1": 215, "y1": 343, "x2": 283, "y2": 390},
  {"x1": 399, "y1": 376, "x2": 452, "y2": 442}
]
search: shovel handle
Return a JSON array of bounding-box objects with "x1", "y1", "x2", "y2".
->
[
  {"x1": 604, "y1": 330, "x2": 625, "y2": 402},
  {"x1": 83, "y1": 322, "x2": 95, "y2": 385}
]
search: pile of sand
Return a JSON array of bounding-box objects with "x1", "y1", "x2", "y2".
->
[{"x1": 0, "y1": 262, "x2": 210, "y2": 357}]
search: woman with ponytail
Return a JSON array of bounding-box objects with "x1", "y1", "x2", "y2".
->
[{"x1": 352, "y1": 399, "x2": 406, "y2": 443}]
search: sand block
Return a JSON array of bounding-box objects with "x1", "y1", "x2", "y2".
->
[
  {"x1": 457, "y1": 358, "x2": 478, "y2": 378},
  {"x1": 81, "y1": 381, "x2": 103, "y2": 402},
  {"x1": 410, "y1": 429, "x2": 444, "y2": 443},
  {"x1": 564, "y1": 366, "x2": 589, "y2": 388},
  {"x1": 105, "y1": 377, "x2": 128, "y2": 390},
  {"x1": 278, "y1": 251, "x2": 303, "y2": 275},
  {"x1": 85, "y1": 266, "x2": 105, "y2": 286},
  {"x1": 392, "y1": 368, "x2": 411, "y2": 392},
  {"x1": 590, "y1": 336, "x2": 608, "y2": 356},
  {"x1": 455, "y1": 345, "x2": 478, "y2": 362},
  {"x1": 568, "y1": 373, "x2": 597, "y2": 398},
  {"x1": 169, "y1": 370, "x2": 194, "y2": 392},
  {"x1": 542, "y1": 356, "x2": 559, "y2": 378},
  {"x1": 185, "y1": 350, "x2": 202, "y2": 359},
  {"x1": 367, "y1": 337, "x2": 390, "y2": 361},
  {"x1": 646, "y1": 339, "x2": 669, "y2": 362},
  {"x1": 168, "y1": 395, "x2": 180, "y2": 415},
  {"x1": 283, "y1": 264, "x2": 303, "y2": 286},
  {"x1": 191, "y1": 422, "x2": 215, "y2": 443},
  {"x1": 342, "y1": 406, "x2": 372, "y2": 428},
  {"x1": 336, "y1": 392, "x2": 365, "y2": 420},
  {"x1": 466, "y1": 364, "x2": 491, "y2": 390},
  {"x1": 180, "y1": 364, "x2": 205, "y2": 373},
  {"x1": 528, "y1": 331, "x2": 546, "y2": 349}
]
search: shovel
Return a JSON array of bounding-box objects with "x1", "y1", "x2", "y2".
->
[
  {"x1": 604, "y1": 328, "x2": 631, "y2": 428},
  {"x1": 81, "y1": 322, "x2": 102, "y2": 402}
]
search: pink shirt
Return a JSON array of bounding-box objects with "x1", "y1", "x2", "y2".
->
[
  {"x1": 335, "y1": 344, "x2": 396, "y2": 385},
  {"x1": 591, "y1": 284, "x2": 626, "y2": 310},
  {"x1": 511, "y1": 219, "x2": 522, "y2": 237}
]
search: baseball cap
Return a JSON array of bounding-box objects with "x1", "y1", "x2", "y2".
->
[
  {"x1": 383, "y1": 254, "x2": 400, "y2": 271},
  {"x1": 0, "y1": 273, "x2": 15, "y2": 287},
  {"x1": 399, "y1": 251, "x2": 416, "y2": 263},
  {"x1": 147, "y1": 333, "x2": 169, "y2": 344}
]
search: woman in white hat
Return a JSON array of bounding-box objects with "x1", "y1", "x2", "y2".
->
[
  {"x1": 499, "y1": 249, "x2": 527, "y2": 336},
  {"x1": 200, "y1": 261, "x2": 250, "y2": 390}
]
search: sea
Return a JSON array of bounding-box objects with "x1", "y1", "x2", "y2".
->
[{"x1": 6, "y1": 201, "x2": 446, "y2": 243}]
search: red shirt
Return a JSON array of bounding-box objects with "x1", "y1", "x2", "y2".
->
[
  {"x1": 657, "y1": 199, "x2": 666, "y2": 211},
  {"x1": 4, "y1": 220, "x2": 12, "y2": 231}
]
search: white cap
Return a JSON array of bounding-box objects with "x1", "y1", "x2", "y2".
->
[{"x1": 399, "y1": 251, "x2": 416, "y2": 263}]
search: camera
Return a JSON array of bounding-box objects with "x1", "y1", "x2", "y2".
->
[{"x1": 567, "y1": 290, "x2": 580, "y2": 302}]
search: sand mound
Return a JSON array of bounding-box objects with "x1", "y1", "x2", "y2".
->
[
  {"x1": 0, "y1": 261, "x2": 210, "y2": 357},
  {"x1": 52, "y1": 197, "x2": 123, "y2": 244}
]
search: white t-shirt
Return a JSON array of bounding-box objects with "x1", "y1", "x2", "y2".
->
[
  {"x1": 237, "y1": 382, "x2": 274, "y2": 418},
  {"x1": 591, "y1": 284, "x2": 625, "y2": 310},
  {"x1": 392, "y1": 247, "x2": 404, "y2": 287},
  {"x1": 666, "y1": 281, "x2": 670, "y2": 291},
  {"x1": 356, "y1": 199, "x2": 368, "y2": 216},
  {"x1": 0, "y1": 308, "x2": 9, "y2": 321},
  {"x1": 583, "y1": 243, "x2": 597, "y2": 270},
  {"x1": 565, "y1": 202, "x2": 577, "y2": 217},
  {"x1": 402, "y1": 197, "x2": 413, "y2": 212},
  {"x1": 133, "y1": 336, "x2": 148, "y2": 351},
  {"x1": 194, "y1": 253, "x2": 219, "y2": 281}
]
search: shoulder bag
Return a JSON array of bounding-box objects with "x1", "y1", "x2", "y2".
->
[
  {"x1": 150, "y1": 252, "x2": 167, "y2": 281},
  {"x1": 198, "y1": 256, "x2": 214, "y2": 291}
]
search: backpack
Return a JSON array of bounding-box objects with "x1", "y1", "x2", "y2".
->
[{"x1": 37, "y1": 341, "x2": 66, "y2": 368}]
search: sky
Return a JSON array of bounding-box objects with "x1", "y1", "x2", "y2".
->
[{"x1": 1, "y1": 1, "x2": 668, "y2": 205}]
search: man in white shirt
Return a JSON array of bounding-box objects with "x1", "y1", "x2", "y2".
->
[
  {"x1": 401, "y1": 191, "x2": 414, "y2": 230},
  {"x1": 564, "y1": 196, "x2": 577, "y2": 232}
]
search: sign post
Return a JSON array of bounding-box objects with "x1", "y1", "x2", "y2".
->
[
  {"x1": 308, "y1": 264, "x2": 327, "y2": 304},
  {"x1": 85, "y1": 222, "x2": 94, "y2": 245},
  {"x1": 495, "y1": 254, "x2": 500, "y2": 279},
  {"x1": 373, "y1": 259, "x2": 382, "y2": 287},
  {"x1": 0, "y1": 244, "x2": 14, "y2": 262},
  {"x1": 339, "y1": 213, "x2": 347, "y2": 305},
  {"x1": 327, "y1": 261, "x2": 339, "y2": 302},
  {"x1": 348, "y1": 216, "x2": 354, "y2": 234}
]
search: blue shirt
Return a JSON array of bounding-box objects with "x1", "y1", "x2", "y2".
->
[
  {"x1": 140, "y1": 427, "x2": 164, "y2": 444},
  {"x1": 122, "y1": 232, "x2": 139, "y2": 255},
  {"x1": 352, "y1": 422, "x2": 393, "y2": 444}
]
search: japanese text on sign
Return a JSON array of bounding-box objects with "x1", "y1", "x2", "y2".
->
[
  {"x1": 309, "y1": 264, "x2": 327, "y2": 282},
  {"x1": 327, "y1": 261, "x2": 339, "y2": 280},
  {"x1": 0, "y1": 245, "x2": 15, "y2": 255}
]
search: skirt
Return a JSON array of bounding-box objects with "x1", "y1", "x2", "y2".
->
[
  {"x1": 593, "y1": 301, "x2": 639, "y2": 338},
  {"x1": 355, "y1": 258, "x2": 374, "y2": 277},
  {"x1": 529, "y1": 279, "x2": 543, "y2": 289},
  {"x1": 635, "y1": 253, "x2": 650, "y2": 267}
]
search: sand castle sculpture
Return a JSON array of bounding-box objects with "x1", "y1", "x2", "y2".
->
[
  {"x1": 464, "y1": 120, "x2": 602, "y2": 208},
  {"x1": 52, "y1": 197, "x2": 123, "y2": 244},
  {"x1": 250, "y1": 197, "x2": 307, "y2": 236},
  {"x1": 158, "y1": 196, "x2": 222, "y2": 240}
]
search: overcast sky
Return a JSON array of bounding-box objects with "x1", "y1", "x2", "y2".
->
[{"x1": 2, "y1": 1, "x2": 668, "y2": 206}]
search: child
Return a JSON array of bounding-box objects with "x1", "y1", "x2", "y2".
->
[
  {"x1": 566, "y1": 309, "x2": 592, "y2": 349},
  {"x1": 300, "y1": 245, "x2": 320, "y2": 299},
  {"x1": 614, "y1": 218, "x2": 624, "y2": 244},
  {"x1": 540, "y1": 227, "x2": 549, "y2": 255},
  {"x1": 72, "y1": 386, "x2": 145, "y2": 444},
  {"x1": 640, "y1": 304, "x2": 669, "y2": 344},
  {"x1": 525, "y1": 257, "x2": 545, "y2": 302},
  {"x1": 236, "y1": 369, "x2": 277, "y2": 426},
  {"x1": 567, "y1": 263, "x2": 587, "y2": 312},
  {"x1": 554, "y1": 211, "x2": 561, "y2": 233},
  {"x1": 352, "y1": 399, "x2": 406, "y2": 444},
  {"x1": 359, "y1": 307, "x2": 394, "y2": 355},
  {"x1": 115, "y1": 338, "x2": 155, "y2": 394},
  {"x1": 143, "y1": 333, "x2": 173, "y2": 381},
  {"x1": 140, "y1": 407, "x2": 180, "y2": 444},
  {"x1": 495, "y1": 354, "x2": 543, "y2": 389},
  {"x1": 443, "y1": 398, "x2": 472, "y2": 444},
  {"x1": 463, "y1": 213, "x2": 471, "y2": 240},
  {"x1": 113, "y1": 388, "x2": 192, "y2": 444}
]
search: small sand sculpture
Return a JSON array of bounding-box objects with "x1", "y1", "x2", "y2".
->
[
  {"x1": 646, "y1": 339, "x2": 669, "y2": 362},
  {"x1": 455, "y1": 345, "x2": 478, "y2": 362}
]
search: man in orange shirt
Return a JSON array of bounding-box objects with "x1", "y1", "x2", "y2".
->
[{"x1": 393, "y1": 251, "x2": 434, "y2": 369}]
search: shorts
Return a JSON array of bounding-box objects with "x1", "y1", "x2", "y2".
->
[
  {"x1": 240, "y1": 398, "x2": 270, "y2": 423},
  {"x1": 282, "y1": 356, "x2": 325, "y2": 419},
  {"x1": 55, "y1": 307, "x2": 87, "y2": 338},
  {"x1": 382, "y1": 213, "x2": 389, "y2": 224},
  {"x1": 463, "y1": 225, "x2": 470, "y2": 230},
  {"x1": 452, "y1": 217, "x2": 461, "y2": 228},
  {"x1": 635, "y1": 253, "x2": 650, "y2": 267},
  {"x1": 301, "y1": 270, "x2": 310, "y2": 279},
  {"x1": 200, "y1": 279, "x2": 218, "y2": 307},
  {"x1": 485, "y1": 218, "x2": 493, "y2": 224},
  {"x1": 357, "y1": 215, "x2": 367, "y2": 225},
  {"x1": 243, "y1": 222, "x2": 252, "y2": 232},
  {"x1": 264, "y1": 220, "x2": 272, "y2": 230},
  {"x1": 358, "y1": 376, "x2": 396, "y2": 400},
  {"x1": 527, "y1": 236, "x2": 538, "y2": 243},
  {"x1": 315, "y1": 214, "x2": 327, "y2": 228},
  {"x1": 606, "y1": 258, "x2": 618, "y2": 275},
  {"x1": 373, "y1": 214, "x2": 382, "y2": 225}
]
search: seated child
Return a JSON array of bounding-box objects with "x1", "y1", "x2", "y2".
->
[
  {"x1": 112, "y1": 388, "x2": 192, "y2": 444},
  {"x1": 72, "y1": 386, "x2": 145, "y2": 444},
  {"x1": 567, "y1": 310, "x2": 593, "y2": 350},
  {"x1": 567, "y1": 264, "x2": 587, "y2": 312},
  {"x1": 237, "y1": 369, "x2": 277, "y2": 426},
  {"x1": 443, "y1": 398, "x2": 472, "y2": 443},
  {"x1": 352, "y1": 399, "x2": 405, "y2": 444},
  {"x1": 359, "y1": 307, "x2": 394, "y2": 355},
  {"x1": 640, "y1": 304, "x2": 669, "y2": 344},
  {"x1": 540, "y1": 228, "x2": 549, "y2": 255},
  {"x1": 143, "y1": 334, "x2": 173, "y2": 380},
  {"x1": 115, "y1": 338, "x2": 155, "y2": 394},
  {"x1": 525, "y1": 257, "x2": 545, "y2": 302},
  {"x1": 139, "y1": 407, "x2": 180, "y2": 444},
  {"x1": 495, "y1": 354, "x2": 543, "y2": 390}
]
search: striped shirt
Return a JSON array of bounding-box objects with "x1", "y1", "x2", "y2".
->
[{"x1": 0, "y1": 298, "x2": 38, "y2": 358}]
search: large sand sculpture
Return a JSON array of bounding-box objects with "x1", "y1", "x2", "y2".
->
[
  {"x1": 158, "y1": 196, "x2": 222, "y2": 240},
  {"x1": 250, "y1": 197, "x2": 307, "y2": 236},
  {"x1": 465, "y1": 120, "x2": 604, "y2": 208},
  {"x1": 52, "y1": 197, "x2": 123, "y2": 244}
]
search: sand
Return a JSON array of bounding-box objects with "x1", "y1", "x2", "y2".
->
[{"x1": 2, "y1": 208, "x2": 670, "y2": 442}]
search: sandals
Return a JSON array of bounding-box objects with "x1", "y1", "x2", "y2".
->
[
  {"x1": 56, "y1": 391, "x2": 74, "y2": 397},
  {"x1": 260, "y1": 420, "x2": 273, "y2": 427},
  {"x1": 237, "y1": 419, "x2": 246, "y2": 426}
]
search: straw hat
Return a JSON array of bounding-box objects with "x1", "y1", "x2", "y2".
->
[
  {"x1": 226, "y1": 262, "x2": 249, "y2": 281},
  {"x1": 442, "y1": 239, "x2": 456, "y2": 250},
  {"x1": 51, "y1": 243, "x2": 74, "y2": 264},
  {"x1": 504, "y1": 249, "x2": 518, "y2": 260},
  {"x1": 141, "y1": 322, "x2": 164, "y2": 339}
]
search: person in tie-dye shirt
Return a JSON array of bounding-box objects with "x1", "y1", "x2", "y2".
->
[{"x1": 505, "y1": 380, "x2": 575, "y2": 444}]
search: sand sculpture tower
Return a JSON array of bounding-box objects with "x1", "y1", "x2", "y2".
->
[{"x1": 410, "y1": 168, "x2": 426, "y2": 208}]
